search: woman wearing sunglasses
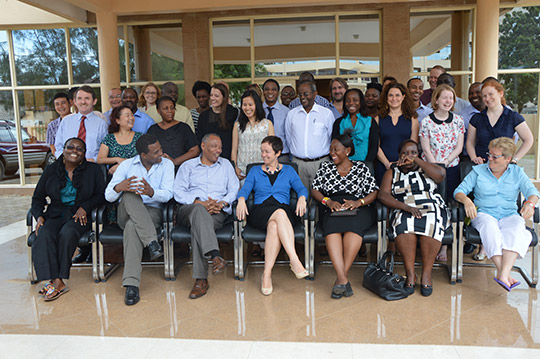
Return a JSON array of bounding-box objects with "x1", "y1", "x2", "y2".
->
[
  {"x1": 31, "y1": 137, "x2": 105, "y2": 301},
  {"x1": 455, "y1": 137, "x2": 539, "y2": 292}
]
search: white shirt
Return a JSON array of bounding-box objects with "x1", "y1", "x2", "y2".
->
[{"x1": 285, "y1": 103, "x2": 335, "y2": 159}]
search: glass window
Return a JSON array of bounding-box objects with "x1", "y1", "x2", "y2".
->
[
  {"x1": 0, "y1": 31, "x2": 10, "y2": 87},
  {"x1": 213, "y1": 20, "x2": 251, "y2": 79},
  {"x1": 498, "y1": 7, "x2": 540, "y2": 70},
  {"x1": 0, "y1": 91, "x2": 21, "y2": 184},
  {"x1": 338, "y1": 14, "x2": 380, "y2": 77},
  {"x1": 254, "y1": 17, "x2": 336, "y2": 78},
  {"x1": 13, "y1": 29, "x2": 68, "y2": 86},
  {"x1": 70, "y1": 28, "x2": 100, "y2": 84}
]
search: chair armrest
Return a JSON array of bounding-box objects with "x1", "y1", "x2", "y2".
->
[
  {"x1": 309, "y1": 201, "x2": 318, "y2": 221},
  {"x1": 91, "y1": 208, "x2": 98, "y2": 223},
  {"x1": 457, "y1": 202, "x2": 466, "y2": 221},
  {"x1": 535, "y1": 206, "x2": 539, "y2": 223},
  {"x1": 375, "y1": 201, "x2": 383, "y2": 221},
  {"x1": 447, "y1": 199, "x2": 458, "y2": 222},
  {"x1": 166, "y1": 201, "x2": 177, "y2": 222},
  {"x1": 26, "y1": 209, "x2": 34, "y2": 227},
  {"x1": 97, "y1": 205, "x2": 107, "y2": 225}
]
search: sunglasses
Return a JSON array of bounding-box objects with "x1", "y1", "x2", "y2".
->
[
  {"x1": 65, "y1": 144, "x2": 85, "y2": 152},
  {"x1": 486, "y1": 152, "x2": 504, "y2": 159}
]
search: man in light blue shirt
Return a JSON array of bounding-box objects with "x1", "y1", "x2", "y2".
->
[
  {"x1": 262, "y1": 79, "x2": 290, "y2": 160},
  {"x1": 105, "y1": 134, "x2": 174, "y2": 305},
  {"x1": 103, "y1": 88, "x2": 122, "y2": 124},
  {"x1": 329, "y1": 77, "x2": 348, "y2": 119},
  {"x1": 54, "y1": 86, "x2": 108, "y2": 161},
  {"x1": 174, "y1": 133, "x2": 239, "y2": 299},
  {"x1": 407, "y1": 77, "x2": 433, "y2": 123},
  {"x1": 122, "y1": 88, "x2": 155, "y2": 133}
]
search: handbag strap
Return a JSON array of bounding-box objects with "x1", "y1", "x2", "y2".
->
[{"x1": 378, "y1": 251, "x2": 395, "y2": 272}]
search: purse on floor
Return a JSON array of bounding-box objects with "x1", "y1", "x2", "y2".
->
[{"x1": 363, "y1": 251, "x2": 409, "y2": 301}]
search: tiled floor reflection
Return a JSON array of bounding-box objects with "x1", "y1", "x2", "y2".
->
[{"x1": 1, "y1": 231, "x2": 540, "y2": 349}]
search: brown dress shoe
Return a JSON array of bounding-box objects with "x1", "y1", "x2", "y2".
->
[
  {"x1": 212, "y1": 256, "x2": 227, "y2": 275},
  {"x1": 189, "y1": 279, "x2": 209, "y2": 299}
]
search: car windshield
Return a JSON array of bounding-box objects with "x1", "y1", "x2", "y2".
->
[{"x1": 8, "y1": 126, "x2": 31, "y2": 142}]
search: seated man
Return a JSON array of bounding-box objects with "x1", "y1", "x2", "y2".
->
[
  {"x1": 173, "y1": 133, "x2": 240, "y2": 299},
  {"x1": 105, "y1": 134, "x2": 174, "y2": 305}
]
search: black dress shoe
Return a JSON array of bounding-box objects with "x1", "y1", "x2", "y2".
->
[
  {"x1": 72, "y1": 246, "x2": 91, "y2": 264},
  {"x1": 147, "y1": 240, "x2": 163, "y2": 261},
  {"x1": 420, "y1": 284, "x2": 433, "y2": 297},
  {"x1": 124, "y1": 286, "x2": 140, "y2": 305},
  {"x1": 463, "y1": 243, "x2": 477, "y2": 254}
]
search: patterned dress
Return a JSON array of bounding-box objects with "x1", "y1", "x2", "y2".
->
[
  {"x1": 312, "y1": 161, "x2": 379, "y2": 236},
  {"x1": 237, "y1": 119, "x2": 270, "y2": 175},
  {"x1": 389, "y1": 166, "x2": 450, "y2": 242},
  {"x1": 101, "y1": 132, "x2": 142, "y2": 159}
]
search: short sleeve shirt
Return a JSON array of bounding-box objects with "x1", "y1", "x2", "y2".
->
[
  {"x1": 469, "y1": 107, "x2": 525, "y2": 160},
  {"x1": 147, "y1": 122, "x2": 199, "y2": 161},
  {"x1": 101, "y1": 132, "x2": 142, "y2": 159},
  {"x1": 420, "y1": 112, "x2": 465, "y2": 167},
  {"x1": 312, "y1": 160, "x2": 378, "y2": 198}
]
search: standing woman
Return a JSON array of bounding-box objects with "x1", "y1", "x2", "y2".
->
[
  {"x1": 32, "y1": 138, "x2": 105, "y2": 301},
  {"x1": 97, "y1": 105, "x2": 142, "y2": 175},
  {"x1": 375, "y1": 83, "x2": 419, "y2": 184},
  {"x1": 236, "y1": 136, "x2": 308, "y2": 295},
  {"x1": 139, "y1": 82, "x2": 161, "y2": 113},
  {"x1": 332, "y1": 88, "x2": 379, "y2": 163},
  {"x1": 190, "y1": 81, "x2": 211, "y2": 132},
  {"x1": 196, "y1": 83, "x2": 239, "y2": 160},
  {"x1": 466, "y1": 79, "x2": 533, "y2": 165},
  {"x1": 311, "y1": 133, "x2": 378, "y2": 298},
  {"x1": 232, "y1": 90, "x2": 275, "y2": 180}
]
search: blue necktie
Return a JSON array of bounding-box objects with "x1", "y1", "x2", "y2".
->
[{"x1": 267, "y1": 107, "x2": 274, "y2": 124}]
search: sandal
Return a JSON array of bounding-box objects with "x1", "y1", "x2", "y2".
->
[
  {"x1": 473, "y1": 253, "x2": 487, "y2": 261},
  {"x1": 38, "y1": 281, "x2": 53, "y2": 296},
  {"x1": 44, "y1": 285, "x2": 69, "y2": 302}
]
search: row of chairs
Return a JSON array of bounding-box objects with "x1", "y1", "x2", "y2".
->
[{"x1": 26, "y1": 161, "x2": 538, "y2": 288}]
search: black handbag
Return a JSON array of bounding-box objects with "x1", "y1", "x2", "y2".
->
[{"x1": 363, "y1": 251, "x2": 409, "y2": 301}]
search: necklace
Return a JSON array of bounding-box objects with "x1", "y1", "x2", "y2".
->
[{"x1": 266, "y1": 164, "x2": 280, "y2": 174}]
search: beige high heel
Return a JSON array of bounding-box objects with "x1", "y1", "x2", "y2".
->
[
  {"x1": 290, "y1": 264, "x2": 308, "y2": 279},
  {"x1": 261, "y1": 274, "x2": 273, "y2": 296}
]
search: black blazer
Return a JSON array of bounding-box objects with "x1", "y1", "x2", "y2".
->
[{"x1": 31, "y1": 156, "x2": 106, "y2": 220}]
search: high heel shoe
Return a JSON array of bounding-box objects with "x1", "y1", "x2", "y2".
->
[
  {"x1": 261, "y1": 274, "x2": 273, "y2": 296},
  {"x1": 290, "y1": 264, "x2": 308, "y2": 279}
]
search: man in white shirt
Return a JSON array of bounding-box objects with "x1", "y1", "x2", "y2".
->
[
  {"x1": 262, "y1": 79, "x2": 290, "y2": 161},
  {"x1": 285, "y1": 81, "x2": 335, "y2": 190}
]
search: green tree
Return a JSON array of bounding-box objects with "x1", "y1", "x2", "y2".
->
[{"x1": 498, "y1": 6, "x2": 540, "y2": 112}]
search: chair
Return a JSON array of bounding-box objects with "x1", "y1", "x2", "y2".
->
[
  {"x1": 381, "y1": 164, "x2": 459, "y2": 284},
  {"x1": 164, "y1": 203, "x2": 236, "y2": 280},
  {"x1": 26, "y1": 208, "x2": 100, "y2": 283},
  {"x1": 308, "y1": 161, "x2": 384, "y2": 279},
  {"x1": 234, "y1": 162, "x2": 308, "y2": 281},
  {"x1": 456, "y1": 161, "x2": 539, "y2": 287}
]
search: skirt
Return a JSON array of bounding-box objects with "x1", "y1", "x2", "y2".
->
[
  {"x1": 248, "y1": 196, "x2": 297, "y2": 230},
  {"x1": 320, "y1": 193, "x2": 376, "y2": 237}
]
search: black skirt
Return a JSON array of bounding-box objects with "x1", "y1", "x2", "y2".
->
[
  {"x1": 321, "y1": 193, "x2": 376, "y2": 237},
  {"x1": 248, "y1": 196, "x2": 298, "y2": 230}
]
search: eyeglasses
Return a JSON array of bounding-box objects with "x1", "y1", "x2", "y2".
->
[
  {"x1": 65, "y1": 144, "x2": 85, "y2": 152},
  {"x1": 282, "y1": 91, "x2": 295, "y2": 96},
  {"x1": 109, "y1": 94, "x2": 122, "y2": 99},
  {"x1": 486, "y1": 152, "x2": 504, "y2": 159}
]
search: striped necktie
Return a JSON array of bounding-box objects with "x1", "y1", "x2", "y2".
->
[{"x1": 77, "y1": 115, "x2": 87, "y2": 142}]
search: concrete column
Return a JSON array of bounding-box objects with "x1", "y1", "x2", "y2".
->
[
  {"x1": 96, "y1": 11, "x2": 121, "y2": 112},
  {"x1": 181, "y1": 13, "x2": 212, "y2": 109},
  {"x1": 133, "y1": 26, "x2": 152, "y2": 81},
  {"x1": 451, "y1": 11, "x2": 470, "y2": 98},
  {"x1": 382, "y1": 4, "x2": 411, "y2": 84},
  {"x1": 475, "y1": 0, "x2": 499, "y2": 82}
]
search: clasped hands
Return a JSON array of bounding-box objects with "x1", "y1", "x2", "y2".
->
[
  {"x1": 195, "y1": 197, "x2": 227, "y2": 214},
  {"x1": 326, "y1": 198, "x2": 362, "y2": 212},
  {"x1": 114, "y1": 176, "x2": 155, "y2": 197}
]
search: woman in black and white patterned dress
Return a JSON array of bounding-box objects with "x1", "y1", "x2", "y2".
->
[
  {"x1": 378, "y1": 139, "x2": 449, "y2": 297},
  {"x1": 311, "y1": 132, "x2": 378, "y2": 299}
]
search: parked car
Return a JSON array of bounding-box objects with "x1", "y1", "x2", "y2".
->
[{"x1": 0, "y1": 120, "x2": 54, "y2": 180}]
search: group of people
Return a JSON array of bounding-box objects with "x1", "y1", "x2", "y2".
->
[{"x1": 32, "y1": 67, "x2": 538, "y2": 304}]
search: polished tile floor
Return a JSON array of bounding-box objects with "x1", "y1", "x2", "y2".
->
[{"x1": 1, "y1": 196, "x2": 540, "y2": 355}]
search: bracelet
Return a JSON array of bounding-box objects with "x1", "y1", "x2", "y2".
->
[
  {"x1": 524, "y1": 200, "x2": 534, "y2": 208},
  {"x1": 322, "y1": 197, "x2": 329, "y2": 206},
  {"x1": 360, "y1": 198, "x2": 365, "y2": 206}
]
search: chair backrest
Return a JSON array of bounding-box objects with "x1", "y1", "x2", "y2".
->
[{"x1": 436, "y1": 163, "x2": 447, "y2": 199}]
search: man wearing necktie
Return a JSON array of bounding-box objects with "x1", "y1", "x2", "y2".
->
[
  {"x1": 54, "y1": 85, "x2": 108, "y2": 162},
  {"x1": 262, "y1": 79, "x2": 290, "y2": 162}
]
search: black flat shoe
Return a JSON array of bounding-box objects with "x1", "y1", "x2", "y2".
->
[
  {"x1": 147, "y1": 240, "x2": 163, "y2": 261},
  {"x1": 420, "y1": 284, "x2": 433, "y2": 297},
  {"x1": 72, "y1": 246, "x2": 91, "y2": 263},
  {"x1": 404, "y1": 283, "x2": 415, "y2": 295},
  {"x1": 124, "y1": 286, "x2": 140, "y2": 305},
  {"x1": 331, "y1": 284, "x2": 347, "y2": 299},
  {"x1": 344, "y1": 282, "x2": 354, "y2": 297}
]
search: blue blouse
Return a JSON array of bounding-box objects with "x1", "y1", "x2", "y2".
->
[
  {"x1": 469, "y1": 107, "x2": 525, "y2": 160},
  {"x1": 60, "y1": 172, "x2": 77, "y2": 206},
  {"x1": 454, "y1": 163, "x2": 539, "y2": 220},
  {"x1": 237, "y1": 164, "x2": 308, "y2": 205}
]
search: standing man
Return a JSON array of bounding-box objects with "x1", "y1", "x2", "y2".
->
[
  {"x1": 329, "y1": 77, "x2": 348, "y2": 119},
  {"x1": 103, "y1": 88, "x2": 122, "y2": 124},
  {"x1": 173, "y1": 134, "x2": 239, "y2": 299},
  {"x1": 54, "y1": 85, "x2": 107, "y2": 161},
  {"x1": 288, "y1": 72, "x2": 332, "y2": 110},
  {"x1": 146, "y1": 82, "x2": 195, "y2": 131},
  {"x1": 46, "y1": 92, "x2": 72, "y2": 155},
  {"x1": 280, "y1": 85, "x2": 296, "y2": 107},
  {"x1": 262, "y1": 79, "x2": 290, "y2": 161},
  {"x1": 285, "y1": 81, "x2": 335, "y2": 190},
  {"x1": 461, "y1": 82, "x2": 485, "y2": 131},
  {"x1": 121, "y1": 88, "x2": 155, "y2": 133},
  {"x1": 407, "y1": 77, "x2": 432, "y2": 123},
  {"x1": 420, "y1": 65, "x2": 446, "y2": 105},
  {"x1": 105, "y1": 134, "x2": 174, "y2": 305}
]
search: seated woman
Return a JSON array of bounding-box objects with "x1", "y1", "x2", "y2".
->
[
  {"x1": 378, "y1": 139, "x2": 450, "y2": 297},
  {"x1": 97, "y1": 105, "x2": 142, "y2": 175},
  {"x1": 455, "y1": 137, "x2": 539, "y2": 291},
  {"x1": 147, "y1": 96, "x2": 200, "y2": 172},
  {"x1": 236, "y1": 136, "x2": 309, "y2": 295},
  {"x1": 331, "y1": 88, "x2": 379, "y2": 163},
  {"x1": 311, "y1": 132, "x2": 379, "y2": 299},
  {"x1": 31, "y1": 137, "x2": 105, "y2": 301}
]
